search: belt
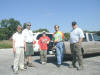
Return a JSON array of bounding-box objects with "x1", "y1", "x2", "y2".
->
[
  {"x1": 26, "y1": 42, "x2": 32, "y2": 44},
  {"x1": 71, "y1": 42, "x2": 78, "y2": 44}
]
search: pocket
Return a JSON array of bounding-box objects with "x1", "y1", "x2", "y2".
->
[{"x1": 75, "y1": 43, "x2": 81, "y2": 49}]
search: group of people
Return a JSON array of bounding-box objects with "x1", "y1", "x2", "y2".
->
[{"x1": 12, "y1": 21, "x2": 84, "y2": 74}]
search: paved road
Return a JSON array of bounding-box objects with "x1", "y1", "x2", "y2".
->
[{"x1": 0, "y1": 49, "x2": 100, "y2": 75}]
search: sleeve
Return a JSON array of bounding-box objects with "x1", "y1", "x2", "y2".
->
[
  {"x1": 31, "y1": 30, "x2": 34, "y2": 39},
  {"x1": 79, "y1": 29, "x2": 85, "y2": 38},
  {"x1": 12, "y1": 34, "x2": 16, "y2": 40},
  {"x1": 38, "y1": 37, "x2": 42, "y2": 46},
  {"x1": 62, "y1": 32, "x2": 64, "y2": 40},
  {"x1": 47, "y1": 36, "x2": 50, "y2": 41},
  {"x1": 33, "y1": 39, "x2": 36, "y2": 45}
]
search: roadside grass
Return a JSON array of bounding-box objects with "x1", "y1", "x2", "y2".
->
[{"x1": 0, "y1": 40, "x2": 12, "y2": 49}]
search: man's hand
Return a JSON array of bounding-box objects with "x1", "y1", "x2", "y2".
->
[
  {"x1": 13, "y1": 48, "x2": 16, "y2": 53},
  {"x1": 24, "y1": 47, "x2": 26, "y2": 52},
  {"x1": 77, "y1": 42, "x2": 81, "y2": 46},
  {"x1": 47, "y1": 41, "x2": 50, "y2": 44}
]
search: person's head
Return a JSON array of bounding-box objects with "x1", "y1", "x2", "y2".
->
[
  {"x1": 72, "y1": 21, "x2": 77, "y2": 29},
  {"x1": 42, "y1": 31, "x2": 46, "y2": 37},
  {"x1": 26, "y1": 22, "x2": 31, "y2": 30},
  {"x1": 17, "y1": 25, "x2": 22, "y2": 33},
  {"x1": 54, "y1": 25, "x2": 59, "y2": 32}
]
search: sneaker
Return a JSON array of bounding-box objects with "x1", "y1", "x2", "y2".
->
[
  {"x1": 57, "y1": 64, "x2": 61, "y2": 68},
  {"x1": 28, "y1": 63, "x2": 35, "y2": 67},
  {"x1": 20, "y1": 68, "x2": 26, "y2": 71},
  {"x1": 24, "y1": 64, "x2": 27, "y2": 69},
  {"x1": 13, "y1": 70, "x2": 18, "y2": 74},
  {"x1": 69, "y1": 64, "x2": 77, "y2": 68},
  {"x1": 77, "y1": 67, "x2": 84, "y2": 71}
]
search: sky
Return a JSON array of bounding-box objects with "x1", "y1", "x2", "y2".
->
[{"x1": 0, "y1": 0, "x2": 100, "y2": 32}]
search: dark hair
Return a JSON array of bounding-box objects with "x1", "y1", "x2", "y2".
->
[
  {"x1": 72, "y1": 21, "x2": 77, "y2": 26},
  {"x1": 54, "y1": 25, "x2": 59, "y2": 28}
]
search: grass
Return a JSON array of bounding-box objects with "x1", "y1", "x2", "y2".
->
[{"x1": 0, "y1": 40, "x2": 12, "y2": 49}]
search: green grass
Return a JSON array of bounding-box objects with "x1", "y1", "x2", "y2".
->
[{"x1": 0, "y1": 40, "x2": 12, "y2": 49}]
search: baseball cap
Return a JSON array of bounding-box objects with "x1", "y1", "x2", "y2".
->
[{"x1": 72, "y1": 21, "x2": 77, "y2": 26}]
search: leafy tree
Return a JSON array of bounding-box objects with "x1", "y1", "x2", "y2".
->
[
  {"x1": 23, "y1": 23, "x2": 27, "y2": 29},
  {"x1": 96, "y1": 31, "x2": 100, "y2": 36},
  {"x1": 33, "y1": 28, "x2": 49, "y2": 33},
  {"x1": 0, "y1": 18, "x2": 21, "y2": 40},
  {"x1": 64, "y1": 33, "x2": 70, "y2": 40},
  {"x1": 0, "y1": 19, "x2": 9, "y2": 28}
]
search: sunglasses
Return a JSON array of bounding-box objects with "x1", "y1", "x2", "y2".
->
[{"x1": 27, "y1": 25, "x2": 31, "y2": 26}]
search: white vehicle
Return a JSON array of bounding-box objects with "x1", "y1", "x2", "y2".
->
[{"x1": 33, "y1": 32, "x2": 54, "y2": 52}]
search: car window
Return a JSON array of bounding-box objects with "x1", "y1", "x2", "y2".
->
[
  {"x1": 46, "y1": 34, "x2": 53, "y2": 40},
  {"x1": 93, "y1": 34, "x2": 100, "y2": 41},
  {"x1": 88, "y1": 34, "x2": 93, "y2": 41},
  {"x1": 83, "y1": 34, "x2": 87, "y2": 42},
  {"x1": 37, "y1": 34, "x2": 53, "y2": 40},
  {"x1": 37, "y1": 34, "x2": 42, "y2": 40}
]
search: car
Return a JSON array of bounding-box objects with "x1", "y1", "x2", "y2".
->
[
  {"x1": 33, "y1": 32, "x2": 55, "y2": 54},
  {"x1": 64, "y1": 32, "x2": 100, "y2": 55}
]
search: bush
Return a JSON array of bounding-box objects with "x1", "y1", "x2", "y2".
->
[{"x1": 0, "y1": 40, "x2": 12, "y2": 49}]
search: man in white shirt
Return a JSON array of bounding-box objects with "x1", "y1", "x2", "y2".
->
[
  {"x1": 22, "y1": 22, "x2": 35, "y2": 69},
  {"x1": 70, "y1": 21, "x2": 84, "y2": 70},
  {"x1": 12, "y1": 25, "x2": 26, "y2": 74}
]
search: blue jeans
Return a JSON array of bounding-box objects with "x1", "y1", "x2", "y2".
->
[{"x1": 56, "y1": 42, "x2": 65, "y2": 65}]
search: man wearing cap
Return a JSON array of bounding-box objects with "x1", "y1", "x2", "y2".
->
[
  {"x1": 53, "y1": 25, "x2": 65, "y2": 68},
  {"x1": 38, "y1": 31, "x2": 50, "y2": 64},
  {"x1": 22, "y1": 22, "x2": 35, "y2": 69},
  {"x1": 70, "y1": 21, "x2": 84, "y2": 70},
  {"x1": 12, "y1": 25, "x2": 26, "y2": 74}
]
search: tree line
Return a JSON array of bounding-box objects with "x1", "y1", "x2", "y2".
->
[{"x1": 0, "y1": 18, "x2": 100, "y2": 40}]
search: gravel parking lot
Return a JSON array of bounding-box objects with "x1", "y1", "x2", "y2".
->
[{"x1": 0, "y1": 48, "x2": 100, "y2": 75}]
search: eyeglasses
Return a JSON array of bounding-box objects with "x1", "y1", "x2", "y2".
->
[{"x1": 27, "y1": 25, "x2": 31, "y2": 26}]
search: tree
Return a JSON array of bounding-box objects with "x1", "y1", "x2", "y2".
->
[
  {"x1": 64, "y1": 33, "x2": 70, "y2": 40},
  {"x1": 96, "y1": 31, "x2": 100, "y2": 36},
  {"x1": 23, "y1": 23, "x2": 27, "y2": 29},
  {"x1": 33, "y1": 28, "x2": 49, "y2": 33},
  {"x1": 8, "y1": 18, "x2": 21, "y2": 38},
  {"x1": 0, "y1": 19, "x2": 9, "y2": 28},
  {"x1": 0, "y1": 18, "x2": 21, "y2": 40}
]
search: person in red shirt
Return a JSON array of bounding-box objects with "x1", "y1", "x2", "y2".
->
[{"x1": 38, "y1": 32, "x2": 50, "y2": 64}]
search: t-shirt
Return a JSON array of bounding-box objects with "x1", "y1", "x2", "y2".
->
[
  {"x1": 22, "y1": 29, "x2": 34, "y2": 43},
  {"x1": 53, "y1": 31, "x2": 64, "y2": 42},
  {"x1": 12, "y1": 32, "x2": 25, "y2": 48},
  {"x1": 70, "y1": 27, "x2": 85, "y2": 44},
  {"x1": 38, "y1": 36, "x2": 50, "y2": 50}
]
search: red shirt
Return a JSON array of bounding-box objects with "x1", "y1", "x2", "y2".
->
[{"x1": 38, "y1": 36, "x2": 50, "y2": 50}]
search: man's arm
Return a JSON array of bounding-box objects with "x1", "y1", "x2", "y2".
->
[
  {"x1": 78, "y1": 29, "x2": 84, "y2": 45},
  {"x1": 24, "y1": 41, "x2": 26, "y2": 52},
  {"x1": 12, "y1": 39, "x2": 16, "y2": 53},
  {"x1": 78, "y1": 38, "x2": 83, "y2": 45}
]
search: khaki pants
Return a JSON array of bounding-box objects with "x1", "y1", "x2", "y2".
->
[
  {"x1": 70, "y1": 43, "x2": 83, "y2": 68},
  {"x1": 14, "y1": 48, "x2": 24, "y2": 71},
  {"x1": 40, "y1": 50, "x2": 47, "y2": 62}
]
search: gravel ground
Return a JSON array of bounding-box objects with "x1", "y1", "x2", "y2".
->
[{"x1": 0, "y1": 48, "x2": 100, "y2": 75}]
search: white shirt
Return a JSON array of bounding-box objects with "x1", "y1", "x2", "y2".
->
[
  {"x1": 12, "y1": 32, "x2": 25, "y2": 48},
  {"x1": 22, "y1": 29, "x2": 34, "y2": 42},
  {"x1": 70, "y1": 27, "x2": 85, "y2": 44}
]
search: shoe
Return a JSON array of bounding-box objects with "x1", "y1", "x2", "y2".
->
[
  {"x1": 57, "y1": 64, "x2": 61, "y2": 68},
  {"x1": 28, "y1": 63, "x2": 35, "y2": 67},
  {"x1": 13, "y1": 70, "x2": 18, "y2": 74},
  {"x1": 69, "y1": 64, "x2": 77, "y2": 68},
  {"x1": 77, "y1": 67, "x2": 84, "y2": 71},
  {"x1": 24, "y1": 64, "x2": 27, "y2": 69},
  {"x1": 41, "y1": 62, "x2": 46, "y2": 65},
  {"x1": 20, "y1": 68, "x2": 26, "y2": 71}
]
